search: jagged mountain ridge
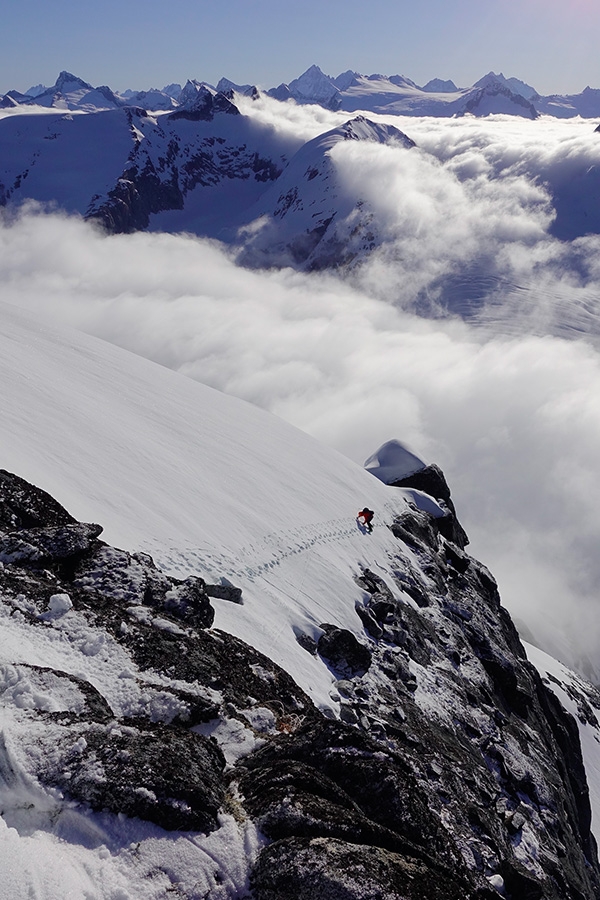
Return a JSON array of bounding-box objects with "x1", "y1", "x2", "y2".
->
[
  {"x1": 293, "y1": 69, "x2": 539, "y2": 119},
  {"x1": 4, "y1": 65, "x2": 600, "y2": 118},
  {"x1": 1, "y1": 302, "x2": 600, "y2": 899}
]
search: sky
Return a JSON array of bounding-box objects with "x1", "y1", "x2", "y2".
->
[{"x1": 2, "y1": 0, "x2": 600, "y2": 97}]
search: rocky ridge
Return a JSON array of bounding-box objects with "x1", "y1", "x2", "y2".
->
[{"x1": 0, "y1": 467, "x2": 598, "y2": 898}]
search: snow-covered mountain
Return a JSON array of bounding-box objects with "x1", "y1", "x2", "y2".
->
[
  {"x1": 265, "y1": 66, "x2": 540, "y2": 119},
  {"x1": 6, "y1": 65, "x2": 600, "y2": 120},
  {"x1": 1, "y1": 301, "x2": 600, "y2": 899},
  {"x1": 3, "y1": 66, "x2": 600, "y2": 246},
  {"x1": 0, "y1": 93, "x2": 292, "y2": 234},
  {"x1": 268, "y1": 64, "x2": 342, "y2": 110},
  {"x1": 4, "y1": 81, "x2": 600, "y2": 285},
  {"x1": 236, "y1": 116, "x2": 415, "y2": 270},
  {"x1": 474, "y1": 72, "x2": 538, "y2": 101},
  {"x1": 422, "y1": 77, "x2": 460, "y2": 93},
  {"x1": 456, "y1": 76, "x2": 539, "y2": 119},
  {"x1": 23, "y1": 71, "x2": 124, "y2": 112}
]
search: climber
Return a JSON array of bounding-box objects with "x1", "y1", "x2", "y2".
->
[{"x1": 357, "y1": 508, "x2": 374, "y2": 533}]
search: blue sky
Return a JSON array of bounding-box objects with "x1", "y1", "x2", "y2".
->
[{"x1": 2, "y1": 0, "x2": 599, "y2": 96}]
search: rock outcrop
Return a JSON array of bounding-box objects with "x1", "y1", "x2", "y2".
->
[{"x1": 0, "y1": 468, "x2": 598, "y2": 899}]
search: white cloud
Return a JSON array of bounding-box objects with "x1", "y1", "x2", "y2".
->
[{"x1": 3, "y1": 109, "x2": 600, "y2": 679}]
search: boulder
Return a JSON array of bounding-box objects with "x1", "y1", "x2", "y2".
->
[{"x1": 318, "y1": 625, "x2": 372, "y2": 676}]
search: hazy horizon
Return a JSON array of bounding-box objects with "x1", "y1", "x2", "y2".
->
[{"x1": 4, "y1": 0, "x2": 600, "y2": 98}]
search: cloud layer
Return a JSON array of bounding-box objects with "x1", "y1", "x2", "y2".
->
[{"x1": 3, "y1": 108, "x2": 600, "y2": 679}]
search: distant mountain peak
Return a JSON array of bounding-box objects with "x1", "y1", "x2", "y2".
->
[
  {"x1": 177, "y1": 78, "x2": 209, "y2": 106},
  {"x1": 162, "y1": 82, "x2": 182, "y2": 99},
  {"x1": 474, "y1": 71, "x2": 537, "y2": 100},
  {"x1": 333, "y1": 70, "x2": 360, "y2": 91},
  {"x1": 474, "y1": 71, "x2": 506, "y2": 90},
  {"x1": 421, "y1": 77, "x2": 458, "y2": 93},
  {"x1": 25, "y1": 83, "x2": 48, "y2": 98},
  {"x1": 287, "y1": 65, "x2": 341, "y2": 110},
  {"x1": 55, "y1": 70, "x2": 94, "y2": 92},
  {"x1": 334, "y1": 115, "x2": 416, "y2": 148},
  {"x1": 216, "y1": 77, "x2": 258, "y2": 98},
  {"x1": 388, "y1": 74, "x2": 418, "y2": 89},
  {"x1": 170, "y1": 82, "x2": 239, "y2": 121}
]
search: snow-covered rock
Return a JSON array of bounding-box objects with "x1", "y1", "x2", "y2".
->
[
  {"x1": 176, "y1": 78, "x2": 216, "y2": 109},
  {"x1": 25, "y1": 83, "x2": 49, "y2": 98},
  {"x1": 120, "y1": 88, "x2": 178, "y2": 111},
  {"x1": 456, "y1": 77, "x2": 539, "y2": 119},
  {"x1": 364, "y1": 439, "x2": 427, "y2": 484},
  {"x1": 474, "y1": 72, "x2": 538, "y2": 101},
  {"x1": 0, "y1": 458, "x2": 598, "y2": 898}
]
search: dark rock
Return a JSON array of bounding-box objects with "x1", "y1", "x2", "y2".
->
[
  {"x1": 90, "y1": 164, "x2": 184, "y2": 233},
  {"x1": 295, "y1": 631, "x2": 318, "y2": 654},
  {"x1": 318, "y1": 625, "x2": 372, "y2": 676},
  {"x1": 1, "y1": 469, "x2": 600, "y2": 899},
  {"x1": 444, "y1": 540, "x2": 470, "y2": 573},
  {"x1": 354, "y1": 568, "x2": 394, "y2": 600},
  {"x1": 205, "y1": 581, "x2": 243, "y2": 604},
  {"x1": 391, "y1": 507, "x2": 441, "y2": 553},
  {"x1": 0, "y1": 469, "x2": 76, "y2": 531},
  {"x1": 122, "y1": 621, "x2": 316, "y2": 720},
  {"x1": 238, "y1": 757, "x2": 409, "y2": 848},
  {"x1": 391, "y1": 464, "x2": 469, "y2": 549},
  {"x1": 251, "y1": 836, "x2": 477, "y2": 900},
  {"x1": 397, "y1": 575, "x2": 430, "y2": 608},
  {"x1": 71, "y1": 547, "x2": 214, "y2": 628},
  {"x1": 169, "y1": 87, "x2": 239, "y2": 122},
  {"x1": 355, "y1": 602, "x2": 384, "y2": 639},
  {"x1": 0, "y1": 522, "x2": 103, "y2": 566},
  {"x1": 8, "y1": 664, "x2": 114, "y2": 722},
  {"x1": 369, "y1": 596, "x2": 396, "y2": 622},
  {"x1": 163, "y1": 576, "x2": 215, "y2": 628},
  {"x1": 237, "y1": 718, "x2": 464, "y2": 872},
  {"x1": 39, "y1": 721, "x2": 226, "y2": 832}
]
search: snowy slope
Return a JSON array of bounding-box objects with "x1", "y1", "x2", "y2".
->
[
  {"x1": 0, "y1": 301, "x2": 415, "y2": 711},
  {"x1": 337, "y1": 72, "x2": 468, "y2": 115},
  {"x1": 0, "y1": 108, "x2": 137, "y2": 212},
  {"x1": 536, "y1": 87, "x2": 600, "y2": 118}
]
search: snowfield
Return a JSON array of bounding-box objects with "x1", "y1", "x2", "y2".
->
[{"x1": 0, "y1": 299, "x2": 419, "y2": 713}]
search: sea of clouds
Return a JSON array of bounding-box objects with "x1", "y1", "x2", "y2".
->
[{"x1": 2, "y1": 99, "x2": 600, "y2": 677}]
